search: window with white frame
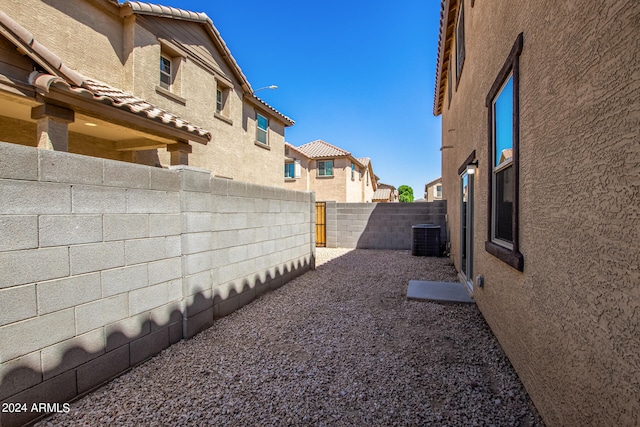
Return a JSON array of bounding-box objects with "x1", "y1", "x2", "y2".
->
[
  {"x1": 160, "y1": 55, "x2": 172, "y2": 89},
  {"x1": 317, "y1": 160, "x2": 333, "y2": 177},
  {"x1": 256, "y1": 113, "x2": 268, "y2": 145},
  {"x1": 216, "y1": 89, "x2": 224, "y2": 113},
  {"x1": 351, "y1": 163, "x2": 355, "y2": 180},
  {"x1": 436, "y1": 184, "x2": 443, "y2": 199}
]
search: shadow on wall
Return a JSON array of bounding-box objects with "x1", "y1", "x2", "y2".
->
[
  {"x1": 353, "y1": 202, "x2": 447, "y2": 251},
  {"x1": 0, "y1": 256, "x2": 314, "y2": 427}
]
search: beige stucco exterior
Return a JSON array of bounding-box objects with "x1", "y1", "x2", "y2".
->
[
  {"x1": 284, "y1": 143, "x2": 378, "y2": 202},
  {"x1": 424, "y1": 177, "x2": 442, "y2": 202},
  {"x1": 0, "y1": 0, "x2": 292, "y2": 187},
  {"x1": 434, "y1": 1, "x2": 640, "y2": 426}
]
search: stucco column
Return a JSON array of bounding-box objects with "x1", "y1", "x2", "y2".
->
[
  {"x1": 31, "y1": 103, "x2": 74, "y2": 151},
  {"x1": 168, "y1": 141, "x2": 192, "y2": 166}
]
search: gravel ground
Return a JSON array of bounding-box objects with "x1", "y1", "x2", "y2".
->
[{"x1": 38, "y1": 249, "x2": 544, "y2": 426}]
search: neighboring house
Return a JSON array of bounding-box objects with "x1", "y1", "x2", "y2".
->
[
  {"x1": 0, "y1": 0, "x2": 293, "y2": 187},
  {"x1": 284, "y1": 140, "x2": 378, "y2": 202},
  {"x1": 433, "y1": 1, "x2": 639, "y2": 426},
  {"x1": 372, "y1": 183, "x2": 398, "y2": 203},
  {"x1": 424, "y1": 177, "x2": 443, "y2": 202}
]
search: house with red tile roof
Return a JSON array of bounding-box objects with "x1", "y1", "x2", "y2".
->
[
  {"x1": 372, "y1": 183, "x2": 398, "y2": 203},
  {"x1": 0, "y1": 0, "x2": 293, "y2": 187},
  {"x1": 284, "y1": 140, "x2": 378, "y2": 202}
]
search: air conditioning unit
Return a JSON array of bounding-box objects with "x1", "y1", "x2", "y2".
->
[{"x1": 411, "y1": 224, "x2": 441, "y2": 256}]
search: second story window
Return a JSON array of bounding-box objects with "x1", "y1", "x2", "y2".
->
[
  {"x1": 256, "y1": 113, "x2": 268, "y2": 145},
  {"x1": 160, "y1": 55, "x2": 172, "y2": 89},
  {"x1": 455, "y1": 0, "x2": 465, "y2": 85},
  {"x1": 216, "y1": 89, "x2": 223, "y2": 113},
  {"x1": 318, "y1": 160, "x2": 333, "y2": 177},
  {"x1": 351, "y1": 163, "x2": 355, "y2": 180}
]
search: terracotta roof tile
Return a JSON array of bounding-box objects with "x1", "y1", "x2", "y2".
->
[
  {"x1": 296, "y1": 140, "x2": 351, "y2": 158},
  {"x1": 373, "y1": 188, "x2": 392, "y2": 201},
  {"x1": 357, "y1": 157, "x2": 370, "y2": 167},
  {"x1": 27, "y1": 71, "x2": 210, "y2": 142}
]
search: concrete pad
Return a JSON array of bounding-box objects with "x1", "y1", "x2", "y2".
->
[{"x1": 407, "y1": 280, "x2": 475, "y2": 304}]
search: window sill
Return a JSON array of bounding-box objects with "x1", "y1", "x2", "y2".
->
[
  {"x1": 254, "y1": 141, "x2": 270, "y2": 150},
  {"x1": 155, "y1": 86, "x2": 186, "y2": 105},
  {"x1": 214, "y1": 112, "x2": 233, "y2": 126},
  {"x1": 485, "y1": 241, "x2": 524, "y2": 271},
  {"x1": 316, "y1": 175, "x2": 334, "y2": 179},
  {"x1": 285, "y1": 178, "x2": 297, "y2": 182}
]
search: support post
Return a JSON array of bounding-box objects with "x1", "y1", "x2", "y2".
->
[
  {"x1": 31, "y1": 103, "x2": 74, "y2": 151},
  {"x1": 167, "y1": 141, "x2": 192, "y2": 166}
]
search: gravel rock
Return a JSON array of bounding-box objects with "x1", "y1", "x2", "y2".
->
[{"x1": 38, "y1": 249, "x2": 545, "y2": 426}]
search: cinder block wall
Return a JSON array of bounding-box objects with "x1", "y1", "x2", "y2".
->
[
  {"x1": 0, "y1": 142, "x2": 315, "y2": 427},
  {"x1": 324, "y1": 201, "x2": 447, "y2": 250}
]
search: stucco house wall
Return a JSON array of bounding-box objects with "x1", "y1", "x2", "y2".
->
[
  {"x1": 284, "y1": 143, "x2": 378, "y2": 203},
  {"x1": 435, "y1": 1, "x2": 639, "y2": 426},
  {"x1": 0, "y1": 0, "x2": 292, "y2": 188},
  {"x1": 0, "y1": 0, "x2": 126, "y2": 89}
]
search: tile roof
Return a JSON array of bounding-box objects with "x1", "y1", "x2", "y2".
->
[
  {"x1": 82, "y1": 79, "x2": 210, "y2": 139},
  {"x1": 357, "y1": 157, "x2": 370, "y2": 167},
  {"x1": 126, "y1": 1, "x2": 209, "y2": 22},
  {"x1": 433, "y1": 0, "x2": 458, "y2": 116},
  {"x1": 0, "y1": 9, "x2": 210, "y2": 142},
  {"x1": 373, "y1": 188, "x2": 392, "y2": 201},
  {"x1": 296, "y1": 140, "x2": 351, "y2": 158}
]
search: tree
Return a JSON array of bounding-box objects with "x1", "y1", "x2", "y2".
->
[{"x1": 398, "y1": 185, "x2": 414, "y2": 203}]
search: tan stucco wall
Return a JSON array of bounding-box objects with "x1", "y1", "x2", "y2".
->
[
  {"x1": 361, "y1": 167, "x2": 375, "y2": 202},
  {"x1": 127, "y1": 16, "x2": 289, "y2": 187},
  {"x1": 1, "y1": 1, "x2": 290, "y2": 187},
  {"x1": 0, "y1": 0, "x2": 126, "y2": 89},
  {"x1": 439, "y1": 1, "x2": 639, "y2": 426},
  {"x1": 425, "y1": 180, "x2": 442, "y2": 202},
  {"x1": 283, "y1": 151, "x2": 310, "y2": 192},
  {"x1": 283, "y1": 155, "x2": 375, "y2": 203}
]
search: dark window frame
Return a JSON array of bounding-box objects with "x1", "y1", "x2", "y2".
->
[
  {"x1": 484, "y1": 33, "x2": 524, "y2": 272},
  {"x1": 455, "y1": 0, "x2": 465, "y2": 88}
]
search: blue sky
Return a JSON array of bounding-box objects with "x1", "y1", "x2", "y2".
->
[{"x1": 158, "y1": 0, "x2": 442, "y2": 198}]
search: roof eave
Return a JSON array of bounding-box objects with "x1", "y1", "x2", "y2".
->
[{"x1": 433, "y1": 0, "x2": 457, "y2": 116}]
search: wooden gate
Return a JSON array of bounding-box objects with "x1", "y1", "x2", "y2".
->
[{"x1": 315, "y1": 202, "x2": 326, "y2": 247}]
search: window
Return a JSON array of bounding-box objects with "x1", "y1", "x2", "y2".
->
[
  {"x1": 160, "y1": 55, "x2": 172, "y2": 89},
  {"x1": 216, "y1": 89, "x2": 223, "y2": 113},
  {"x1": 493, "y1": 76, "x2": 514, "y2": 244},
  {"x1": 351, "y1": 163, "x2": 355, "y2": 180},
  {"x1": 447, "y1": 55, "x2": 453, "y2": 107},
  {"x1": 485, "y1": 33, "x2": 524, "y2": 271},
  {"x1": 317, "y1": 160, "x2": 333, "y2": 177},
  {"x1": 455, "y1": 0, "x2": 465, "y2": 84},
  {"x1": 285, "y1": 162, "x2": 295, "y2": 179},
  {"x1": 256, "y1": 113, "x2": 268, "y2": 145},
  {"x1": 436, "y1": 184, "x2": 443, "y2": 198}
]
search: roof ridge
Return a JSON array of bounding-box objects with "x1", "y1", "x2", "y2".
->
[{"x1": 300, "y1": 139, "x2": 351, "y2": 156}]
